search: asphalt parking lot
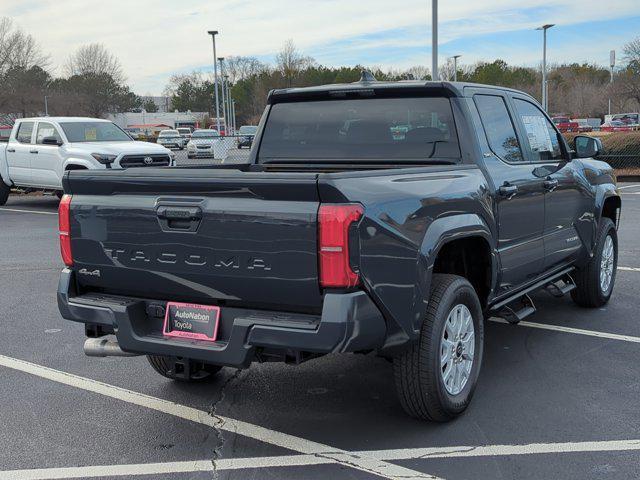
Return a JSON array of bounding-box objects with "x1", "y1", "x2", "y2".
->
[{"x1": 1, "y1": 183, "x2": 640, "y2": 480}]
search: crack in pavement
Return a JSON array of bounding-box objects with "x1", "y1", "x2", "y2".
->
[{"x1": 208, "y1": 368, "x2": 244, "y2": 479}]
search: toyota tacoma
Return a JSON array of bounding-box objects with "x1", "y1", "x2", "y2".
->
[{"x1": 57, "y1": 76, "x2": 620, "y2": 421}]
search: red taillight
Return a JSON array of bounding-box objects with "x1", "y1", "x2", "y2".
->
[
  {"x1": 318, "y1": 203, "x2": 363, "y2": 288},
  {"x1": 58, "y1": 194, "x2": 73, "y2": 267}
]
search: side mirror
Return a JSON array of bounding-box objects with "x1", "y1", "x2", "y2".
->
[
  {"x1": 574, "y1": 135, "x2": 602, "y2": 159},
  {"x1": 42, "y1": 136, "x2": 62, "y2": 146}
]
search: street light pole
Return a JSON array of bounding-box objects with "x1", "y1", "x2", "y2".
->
[
  {"x1": 609, "y1": 50, "x2": 616, "y2": 116},
  {"x1": 224, "y1": 75, "x2": 233, "y2": 134},
  {"x1": 232, "y1": 99, "x2": 236, "y2": 134},
  {"x1": 451, "y1": 55, "x2": 461, "y2": 82},
  {"x1": 44, "y1": 96, "x2": 49, "y2": 116},
  {"x1": 431, "y1": 0, "x2": 438, "y2": 81},
  {"x1": 207, "y1": 30, "x2": 221, "y2": 132},
  {"x1": 537, "y1": 24, "x2": 554, "y2": 112},
  {"x1": 218, "y1": 57, "x2": 227, "y2": 134}
]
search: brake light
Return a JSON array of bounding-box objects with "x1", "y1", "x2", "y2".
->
[
  {"x1": 318, "y1": 204, "x2": 363, "y2": 288},
  {"x1": 58, "y1": 194, "x2": 73, "y2": 267}
]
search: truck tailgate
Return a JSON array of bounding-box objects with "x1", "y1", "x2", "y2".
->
[{"x1": 65, "y1": 169, "x2": 322, "y2": 311}]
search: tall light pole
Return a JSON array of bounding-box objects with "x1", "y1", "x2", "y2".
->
[
  {"x1": 609, "y1": 50, "x2": 616, "y2": 116},
  {"x1": 207, "y1": 30, "x2": 221, "y2": 132},
  {"x1": 431, "y1": 0, "x2": 438, "y2": 81},
  {"x1": 451, "y1": 55, "x2": 462, "y2": 81},
  {"x1": 224, "y1": 75, "x2": 232, "y2": 134},
  {"x1": 218, "y1": 57, "x2": 227, "y2": 133},
  {"x1": 44, "y1": 96, "x2": 49, "y2": 116},
  {"x1": 232, "y1": 99, "x2": 237, "y2": 134},
  {"x1": 537, "y1": 24, "x2": 554, "y2": 112}
]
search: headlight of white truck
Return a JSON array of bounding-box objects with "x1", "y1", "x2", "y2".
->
[{"x1": 91, "y1": 153, "x2": 117, "y2": 165}]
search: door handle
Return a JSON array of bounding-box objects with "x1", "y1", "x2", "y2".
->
[
  {"x1": 29, "y1": 149, "x2": 38, "y2": 154},
  {"x1": 7, "y1": 148, "x2": 15, "y2": 152},
  {"x1": 543, "y1": 178, "x2": 559, "y2": 192},
  {"x1": 498, "y1": 184, "x2": 518, "y2": 198}
]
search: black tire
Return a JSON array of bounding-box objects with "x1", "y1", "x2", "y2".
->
[
  {"x1": 571, "y1": 218, "x2": 618, "y2": 308},
  {"x1": 0, "y1": 180, "x2": 9, "y2": 206},
  {"x1": 55, "y1": 190, "x2": 63, "y2": 200},
  {"x1": 147, "y1": 355, "x2": 222, "y2": 382},
  {"x1": 393, "y1": 274, "x2": 484, "y2": 422}
]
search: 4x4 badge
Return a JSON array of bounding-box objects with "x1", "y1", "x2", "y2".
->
[{"x1": 78, "y1": 268, "x2": 101, "y2": 277}]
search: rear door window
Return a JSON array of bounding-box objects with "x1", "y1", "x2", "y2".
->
[
  {"x1": 474, "y1": 95, "x2": 524, "y2": 163},
  {"x1": 259, "y1": 97, "x2": 460, "y2": 162},
  {"x1": 16, "y1": 122, "x2": 34, "y2": 144}
]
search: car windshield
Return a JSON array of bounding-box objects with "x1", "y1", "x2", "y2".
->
[
  {"x1": 60, "y1": 122, "x2": 131, "y2": 142},
  {"x1": 159, "y1": 130, "x2": 179, "y2": 137},
  {"x1": 259, "y1": 97, "x2": 460, "y2": 162},
  {"x1": 239, "y1": 126, "x2": 258, "y2": 134},
  {"x1": 192, "y1": 130, "x2": 219, "y2": 138}
]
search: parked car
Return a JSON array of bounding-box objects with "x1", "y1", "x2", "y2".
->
[
  {"x1": 572, "y1": 119, "x2": 593, "y2": 133},
  {"x1": 237, "y1": 125, "x2": 258, "y2": 149},
  {"x1": 123, "y1": 127, "x2": 142, "y2": 140},
  {"x1": 552, "y1": 116, "x2": 580, "y2": 133},
  {"x1": 186, "y1": 129, "x2": 222, "y2": 158},
  {"x1": 0, "y1": 125, "x2": 11, "y2": 142},
  {"x1": 0, "y1": 117, "x2": 175, "y2": 205},
  {"x1": 176, "y1": 127, "x2": 192, "y2": 141},
  {"x1": 57, "y1": 79, "x2": 620, "y2": 422},
  {"x1": 600, "y1": 120, "x2": 633, "y2": 132},
  {"x1": 157, "y1": 129, "x2": 186, "y2": 150}
]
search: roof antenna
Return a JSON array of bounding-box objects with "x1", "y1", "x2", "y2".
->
[{"x1": 359, "y1": 70, "x2": 377, "y2": 83}]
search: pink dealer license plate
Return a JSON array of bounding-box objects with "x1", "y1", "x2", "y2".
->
[{"x1": 162, "y1": 302, "x2": 220, "y2": 342}]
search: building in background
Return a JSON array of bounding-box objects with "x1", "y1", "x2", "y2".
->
[{"x1": 108, "y1": 111, "x2": 209, "y2": 132}]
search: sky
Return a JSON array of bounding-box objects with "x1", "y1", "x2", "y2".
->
[{"x1": 2, "y1": 0, "x2": 640, "y2": 95}]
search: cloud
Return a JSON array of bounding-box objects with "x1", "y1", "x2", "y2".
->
[{"x1": 2, "y1": 0, "x2": 639, "y2": 93}]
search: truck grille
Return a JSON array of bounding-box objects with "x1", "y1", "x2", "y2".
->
[{"x1": 119, "y1": 154, "x2": 171, "y2": 169}]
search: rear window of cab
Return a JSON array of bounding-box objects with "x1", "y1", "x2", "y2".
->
[{"x1": 258, "y1": 97, "x2": 460, "y2": 162}]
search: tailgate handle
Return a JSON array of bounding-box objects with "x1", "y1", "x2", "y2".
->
[{"x1": 157, "y1": 206, "x2": 202, "y2": 232}]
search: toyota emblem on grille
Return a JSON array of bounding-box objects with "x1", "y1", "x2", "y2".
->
[{"x1": 143, "y1": 156, "x2": 153, "y2": 165}]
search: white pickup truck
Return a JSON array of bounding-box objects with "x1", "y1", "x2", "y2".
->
[{"x1": 0, "y1": 117, "x2": 175, "y2": 205}]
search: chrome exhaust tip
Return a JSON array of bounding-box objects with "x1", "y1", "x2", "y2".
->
[{"x1": 83, "y1": 337, "x2": 140, "y2": 357}]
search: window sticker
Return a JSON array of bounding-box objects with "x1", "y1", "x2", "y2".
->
[
  {"x1": 521, "y1": 115, "x2": 553, "y2": 153},
  {"x1": 85, "y1": 127, "x2": 97, "y2": 141}
]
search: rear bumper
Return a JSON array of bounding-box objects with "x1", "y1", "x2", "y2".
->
[{"x1": 57, "y1": 269, "x2": 387, "y2": 368}]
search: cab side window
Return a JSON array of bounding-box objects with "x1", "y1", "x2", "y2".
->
[
  {"x1": 513, "y1": 99, "x2": 564, "y2": 162},
  {"x1": 474, "y1": 95, "x2": 524, "y2": 163},
  {"x1": 16, "y1": 122, "x2": 34, "y2": 144},
  {"x1": 36, "y1": 122, "x2": 63, "y2": 144}
]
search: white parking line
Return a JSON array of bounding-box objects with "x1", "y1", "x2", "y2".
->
[
  {"x1": 4, "y1": 438, "x2": 640, "y2": 479},
  {"x1": 617, "y1": 184, "x2": 640, "y2": 190},
  {"x1": 619, "y1": 266, "x2": 640, "y2": 272},
  {"x1": 0, "y1": 354, "x2": 438, "y2": 480},
  {"x1": 0, "y1": 456, "x2": 333, "y2": 480},
  {"x1": 490, "y1": 318, "x2": 640, "y2": 343},
  {"x1": 0, "y1": 207, "x2": 56, "y2": 215},
  {"x1": 362, "y1": 438, "x2": 640, "y2": 460}
]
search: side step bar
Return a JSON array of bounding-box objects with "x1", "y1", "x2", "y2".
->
[{"x1": 490, "y1": 267, "x2": 576, "y2": 324}]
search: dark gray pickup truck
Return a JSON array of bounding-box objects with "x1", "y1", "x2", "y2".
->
[{"x1": 57, "y1": 76, "x2": 620, "y2": 421}]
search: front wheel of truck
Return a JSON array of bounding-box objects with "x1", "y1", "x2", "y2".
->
[
  {"x1": 571, "y1": 217, "x2": 618, "y2": 308},
  {"x1": 147, "y1": 355, "x2": 222, "y2": 382},
  {"x1": 393, "y1": 274, "x2": 484, "y2": 422}
]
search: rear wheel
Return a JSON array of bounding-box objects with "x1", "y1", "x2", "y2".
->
[
  {"x1": 571, "y1": 218, "x2": 618, "y2": 307},
  {"x1": 394, "y1": 274, "x2": 484, "y2": 421},
  {"x1": 147, "y1": 355, "x2": 222, "y2": 382},
  {"x1": 0, "y1": 179, "x2": 9, "y2": 205}
]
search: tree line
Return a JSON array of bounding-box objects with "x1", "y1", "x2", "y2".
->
[
  {"x1": 167, "y1": 38, "x2": 640, "y2": 126},
  {"x1": 0, "y1": 18, "x2": 139, "y2": 122}
]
